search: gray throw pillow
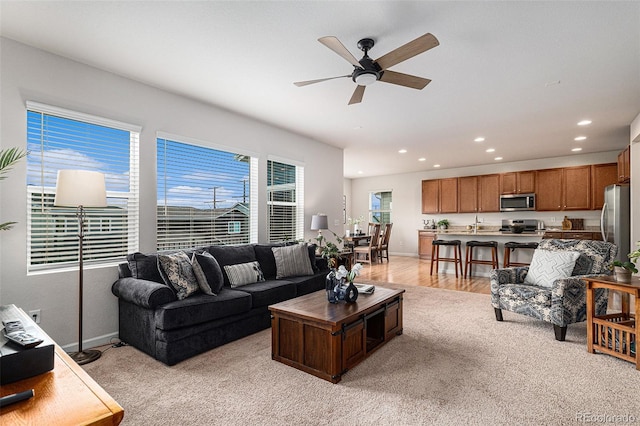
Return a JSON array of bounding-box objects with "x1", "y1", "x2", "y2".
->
[
  {"x1": 272, "y1": 243, "x2": 314, "y2": 279},
  {"x1": 158, "y1": 252, "x2": 200, "y2": 300},
  {"x1": 192, "y1": 251, "x2": 224, "y2": 295},
  {"x1": 223, "y1": 261, "x2": 265, "y2": 288}
]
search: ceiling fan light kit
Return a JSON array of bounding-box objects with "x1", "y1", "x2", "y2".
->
[{"x1": 294, "y1": 33, "x2": 439, "y2": 104}]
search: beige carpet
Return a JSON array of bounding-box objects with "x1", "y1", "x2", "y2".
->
[{"x1": 84, "y1": 285, "x2": 639, "y2": 425}]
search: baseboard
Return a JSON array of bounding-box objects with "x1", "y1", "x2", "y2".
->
[{"x1": 60, "y1": 331, "x2": 119, "y2": 352}]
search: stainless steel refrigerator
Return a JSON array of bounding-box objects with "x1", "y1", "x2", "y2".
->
[{"x1": 600, "y1": 184, "x2": 630, "y2": 262}]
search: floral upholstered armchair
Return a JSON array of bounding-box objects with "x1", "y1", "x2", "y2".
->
[{"x1": 490, "y1": 239, "x2": 617, "y2": 341}]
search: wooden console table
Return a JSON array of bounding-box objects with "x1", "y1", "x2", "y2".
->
[
  {"x1": 585, "y1": 276, "x2": 638, "y2": 370},
  {"x1": 0, "y1": 307, "x2": 124, "y2": 425},
  {"x1": 269, "y1": 286, "x2": 404, "y2": 383}
]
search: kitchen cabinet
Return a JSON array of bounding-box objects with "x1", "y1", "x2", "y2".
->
[
  {"x1": 421, "y1": 178, "x2": 458, "y2": 214},
  {"x1": 478, "y1": 174, "x2": 501, "y2": 212},
  {"x1": 591, "y1": 163, "x2": 618, "y2": 210},
  {"x1": 439, "y1": 178, "x2": 458, "y2": 213},
  {"x1": 535, "y1": 168, "x2": 564, "y2": 211},
  {"x1": 418, "y1": 231, "x2": 437, "y2": 259},
  {"x1": 543, "y1": 231, "x2": 601, "y2": 240},
  {"x1": 563, "y1": 165, "x2": 591, "y2": 210},
  {"x1": 617, "y1": 146, "x2": 631, "y2": 183},
  {"x1": 458, "y1": 176, "x2": 478, "y2": 213},
  {"x1": 536, "y1": 166, "x2": 591, "y2": 211},
  {"x1": 421, "y1": 180, "x2": 439, "y2": 214},
  {"x1": 500, "y1": 171, "x2": 535, "y2": 194}
]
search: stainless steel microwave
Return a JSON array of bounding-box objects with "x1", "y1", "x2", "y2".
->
[{"x1": 500, "y1": 193, "x2": 536, "y2": 211}]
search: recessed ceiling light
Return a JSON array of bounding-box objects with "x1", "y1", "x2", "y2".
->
[
  {"x1": 571, "y1": 147, "x2": 582, "y2": 152},
  {"x1": 494, "y1": 157, "x2": 503, "y2": 161},
  {"x1": 398, "y1": 149, "x2": 407, "y2": 154},
  {"x1": 577, "y1": 120, "x2": 592, "y2": 126},
  {"x1": 357, "y1": 170, "x2": 363, "y2": 174},
  {"x1": 474, "y1": 137, "x2": 485, "y2": 142},
  {"x1": 486, "y1": 148, "x2": 495, "y2": 153},
  {"x1": 418, "y1": 157, "x2": 426, "y2": 162},
  {"x1": 574, "y1": 136, "x2": 587, "y2": 141},
  {"x1": 433, "y1": 164, "x2": 441, "y2": 168}
]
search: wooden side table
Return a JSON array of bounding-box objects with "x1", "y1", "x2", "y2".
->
[
  {"x1": 585, "y1": 276, "x2": 638, "y2": 370},
  {"x1": 0, "y1": 307, "x2": 124, "y2": 425}
]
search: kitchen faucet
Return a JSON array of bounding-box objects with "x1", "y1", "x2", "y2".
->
[{"x1": 474, "y1": 214, "x2": 479, "y2": 233}]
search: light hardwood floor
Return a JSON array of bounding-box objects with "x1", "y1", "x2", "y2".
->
[{"x1": 357, "y1": 255, "x2": 491, "y2": 294}]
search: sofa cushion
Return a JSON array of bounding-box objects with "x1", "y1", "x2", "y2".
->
[
  {"x1": 282, "y1": 272, "x2": 326, "y2": 296},
  {"x1": 127, "y1": 252, "x2": 164, "y2": 284},
  {"x1": 235, "y1": 279, "x2": 297, "y2": 308},
  {"x1": 208, "y1": 244, "x2": 257, "y2": 286},
  {"x1": 272, "y1": 243, "x2": 314, "y2": 279},
  {"x1": 192, "y1": 252, "x2": 224, "y2": 295},
  {"x1": 158, "y1": 252, "x2": 200, "y2": 300},
  {"x1": 524, "y1": 249, "x2": 580, "y2": 288},
  {"x1": 154, "y1": 288, "x2": 252, "y2": 330},
  {"x1": 254, "y1": 243, "x2": 284, "y2": 280},
  {"x1": 224, "y1": 261, "x2": 265, "y2": 287}
]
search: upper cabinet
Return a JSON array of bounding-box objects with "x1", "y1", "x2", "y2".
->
[
  {"x1": 421, "y1": 178, "x2": 458, "y2": 213},
  {"x1": 478, "y1": 174, "x2": 500, "y2": 212},
  {"x1": 617, "y1": 146, "x2": 631, "y2": 183},
  {"x1": 500, "y1": 171, "x2": 535, "y2": 194},
  {"x1": 591, "y1": 163, "x2": 618, "y2": 210},
  {"x1": 457, "y1": 176, "x2": 478, "y2": 213},
  {"x1": 536, "y1": 166, "x2": 591, "y2": 211}
]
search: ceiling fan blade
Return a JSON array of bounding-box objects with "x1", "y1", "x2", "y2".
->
[
  {"x1": 348, "y1": 85, "x2": 365, "y2": 105},
  {"x1": 294, "y1": 75, "x2": 350, "y2": 87},
  {"x1": 379, "y1": 70, "x2": 431, "y2": 90},
  {"x1": 375, "y1": 33, "x2": 439, "y2": 70},
  {"x1": 318, "y1": 36, "x2": 362, "y2": 67}
]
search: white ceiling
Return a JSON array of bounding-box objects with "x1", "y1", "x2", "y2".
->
[{"x1": 1, "y1": 1, "x2": 639, "y2": 178}]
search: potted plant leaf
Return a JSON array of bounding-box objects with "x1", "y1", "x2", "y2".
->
[
  {"x1": 436, "y1": 219, "x2": 449, "y2": 230},
  {"x1": 611, "y1": 242, "x2": 640, "y2": 283}
]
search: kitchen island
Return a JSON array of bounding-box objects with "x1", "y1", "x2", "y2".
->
[{"x1": 418, "y1": 228, "x2": 544, "y2": 276}]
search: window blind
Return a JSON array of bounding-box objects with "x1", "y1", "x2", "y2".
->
[
  {"x1": 157, "y1": 137, "x2": 257, "y2": 251},
  {"x1": 267, "y1": 159, "x2": 304, "y2": 242},
  {"x1": 26, "y1": 103, "x2": 140, "y2": 271}
]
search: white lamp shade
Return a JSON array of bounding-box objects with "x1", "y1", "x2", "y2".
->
[
  {"x1": 54, "y1": 170, "x2": 107, "y2": 208},
  {"x1": 310, "y1": 214, "x2": 329, "y2": 231}
]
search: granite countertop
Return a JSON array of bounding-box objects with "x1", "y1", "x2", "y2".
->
[{"x1": 418, "y1": 227, "x2": 545, "y2": 237}]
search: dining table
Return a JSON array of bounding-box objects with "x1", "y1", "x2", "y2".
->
[{"x1": 344, "y1": 234, "x2": 371, "y2": 247}]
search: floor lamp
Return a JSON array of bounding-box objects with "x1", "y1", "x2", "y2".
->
[{"x1": 54, "y1": 169, "x2": 107, "y2": 365}]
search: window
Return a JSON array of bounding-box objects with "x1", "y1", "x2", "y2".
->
[
  {"x1": 370, "y1": 190, "x2": 392, "y2": 225},
  {"x1": 26, "y1": 102, "x2": 140, "y2": 272},
  {"x1": 267, "y1": 158, "x2": 304, "y2": 242},
  {"x1": 157, "y1": 134, "x2": 258, "y2": 250}
]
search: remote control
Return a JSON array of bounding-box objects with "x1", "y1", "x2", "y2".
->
[{"x1": 2, "y1": 319, "x2": 43, "y2": 349}]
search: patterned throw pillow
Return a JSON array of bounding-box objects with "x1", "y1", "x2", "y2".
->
[
  {"x1": 223, "y1": 261, "x2": 265, "y2": 288},
  {"x1": 192, "y1": 252, "x2": 224, "y2": 295},
  {"x1": 524, "y1": 249, "x2": 581, "y2": 288},
  {"x1": 158, "y1": 252, "x2": 200, "y2": 300},
  {"x1": 272, "y1": 243, "x2": 314, "y2": 279}
]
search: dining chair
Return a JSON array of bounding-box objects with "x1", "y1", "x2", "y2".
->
[
  {"x1": 354, "y1": 223, "x2": 381, "y2": 264},
  {"x1": 377, "y1": 223, "x2": 393, "y2": 262}
]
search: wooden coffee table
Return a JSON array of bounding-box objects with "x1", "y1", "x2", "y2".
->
[{"x1": 269, "y1": 286, "x2": 404, "y2": 383}]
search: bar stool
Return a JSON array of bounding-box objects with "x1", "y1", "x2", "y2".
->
[
  {"x1": 503, "y1": 241, "x2": 539, "y2": 268},
  {"x1": 464, "y1": 240, "x2": 499, "y2": 279},
  {"x1": 430, "y1": 239, "x2": 463, "y2": 278}
]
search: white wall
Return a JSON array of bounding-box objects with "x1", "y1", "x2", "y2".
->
[
  {"x1": 630, "y1": 112, "x2": 640, "y2": 256},
  {"x1": 0, "y1": 38, "x2": 344, "y2": 349},
  {"x1": 350, "y1": 152, "x2": 620, "y2": 256}
]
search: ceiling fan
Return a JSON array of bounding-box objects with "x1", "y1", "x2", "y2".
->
[{"x1": 294, "y1": 33, "x2": 439, "y2": 105}]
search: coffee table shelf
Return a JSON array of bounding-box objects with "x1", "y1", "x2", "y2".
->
[{"x1": 269, "y1": 286, "x2": 404, "y2": 383}]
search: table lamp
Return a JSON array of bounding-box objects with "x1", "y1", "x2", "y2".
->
[
  {"x1": 310, "y1": 214, "x2": 329, "y2": 240},
  {"x1": 54, "y1": 170, "x2": 107, "y2": 365}
]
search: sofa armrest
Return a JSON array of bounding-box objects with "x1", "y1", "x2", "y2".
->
[
  {"x1": 490, "y1": 266, "x2": 529, "y2": 286},
  {"x1": 112, "y1": 277, "x2": 176, "y2": 309},
  {"x1": 550, "y1": 273, "x2": 611, "y2": 325}
]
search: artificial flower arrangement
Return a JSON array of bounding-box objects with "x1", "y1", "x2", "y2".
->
[{"x1": 326, "y1": 263, "x2": 362, "y2": 303}]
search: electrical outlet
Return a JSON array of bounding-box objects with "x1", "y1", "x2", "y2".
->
[{"x1": 29, "y1": 309, "x2": 41, "y2": 324}]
